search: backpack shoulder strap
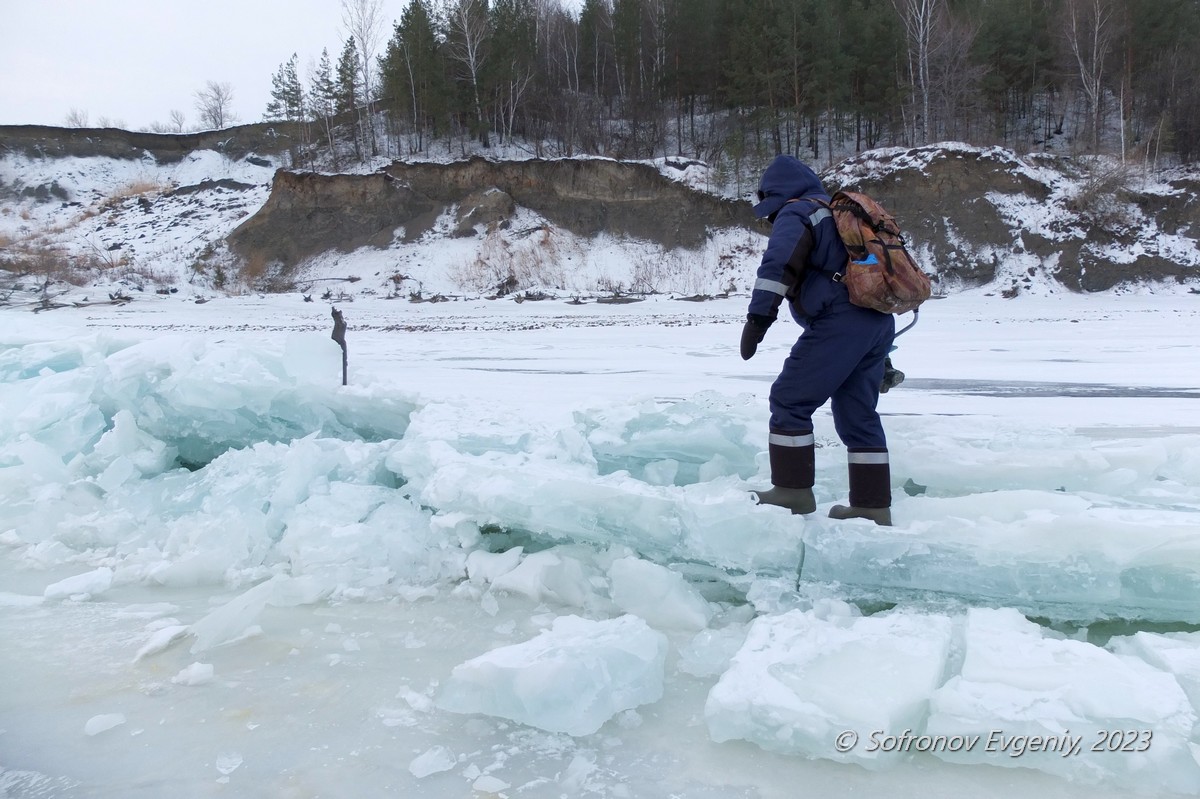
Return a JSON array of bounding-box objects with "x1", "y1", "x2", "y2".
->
[{"x1": 786, "y1": 196, "x2": 833, "y2": 229}]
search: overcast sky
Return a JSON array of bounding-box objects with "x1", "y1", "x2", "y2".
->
[{"x1": 0, "y1": 0, "x2": 417, "y2": 130}]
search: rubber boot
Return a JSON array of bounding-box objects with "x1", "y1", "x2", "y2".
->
[
  {"x1": 879, "y1": 357, "x2": 905, "y2": 393},
  {"x1": 752, "y1": 430, "x2": 816, "y2": 515},
  {"x1": 828, "y1": 504, "x2": 892, "y2": 526},
  {"x1": 828, "y1": 448, "x2": 892, "y2": 526},
  {"x1": 755, "y1": 485, "x2": 817, "y2": 515}
]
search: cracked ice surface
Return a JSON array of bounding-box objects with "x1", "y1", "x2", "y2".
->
[
  {"x1": 2, "y1": 293, "x2": 1200, "y2": 797},
  {"x1": 8, "y1": 329, "x2": 1196, "y2": 619}
]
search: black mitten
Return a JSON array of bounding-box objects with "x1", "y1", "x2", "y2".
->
[{"x1": 739, "y1": 314, "x2": 773, "y2": 360}]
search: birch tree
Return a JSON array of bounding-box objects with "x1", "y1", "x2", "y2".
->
[
  {"x1": 489, "y1": 0, "x2": 538, "y2": 144},
  {"x1": 892, "y1": 0, "x2": 944, "y2": 144},
  {"x1": 1063, "y1": 0, "x2": 1118, "y2": 152},
  {"x1": 341, "y1": 0, "x2": 386, "y2": 155},
  {"x1": 446, "y1": 0, "x2": 492, "y2": 147}
]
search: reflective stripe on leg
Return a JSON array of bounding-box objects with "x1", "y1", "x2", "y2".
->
[
  {"x1": 768, "y1": 432, "x2": 815, "y2": 448},
  {"x1": 847, "y1": 448, "x2": 890, "y2": 508}
]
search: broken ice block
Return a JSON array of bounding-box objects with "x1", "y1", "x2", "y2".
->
[
  {"x1": 705, "y1": 609, "x2": 953, "y2": 767},
  {"x1": 925, "y1": 608, "x2": 1200, "y2": 794},
  {"x1": 436, "y1": 614, "x2": 667, "y2": 736}
]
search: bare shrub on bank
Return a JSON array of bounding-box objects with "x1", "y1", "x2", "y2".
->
[
  {"x1": 1065, "y1": 158, "x2": 1137, "y2": 233},
  {"x1": 629, "y1": 240, "x2": 729, "y2": 297},
  {"x1": 450, "y1": 224, "x2": 575, "y2": 295},
  {"x1": 0, "y1": 244, "x2": 93, "y2": 287},
  {"x1": 98, "y1": 180, "x2": 169, "y2": 213}
]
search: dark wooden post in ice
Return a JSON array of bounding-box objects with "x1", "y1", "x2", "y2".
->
[{"x1": 331, "y1": 306, "x2": 348, "y2": 386}]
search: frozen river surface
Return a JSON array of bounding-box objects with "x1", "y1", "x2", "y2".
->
[{"x1": 2, "y1": 290, "x2": 1199, "y2": 798}]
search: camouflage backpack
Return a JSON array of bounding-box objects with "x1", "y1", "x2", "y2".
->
[{"x1": 819, "y1": 190, "x2": 932, "y2": 315}]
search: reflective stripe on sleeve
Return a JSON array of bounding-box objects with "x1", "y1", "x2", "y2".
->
[
  {"x1": 754, "y1": 278, "x2": 789, "y2": 296},
  {"x1": 848, "y1": 451, "x2": 890, "y2": 465},
  {"x1": 769, "y1": 433, "x2": 815, "y2": 448}
]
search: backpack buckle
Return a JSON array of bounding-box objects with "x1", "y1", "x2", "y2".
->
[{"x1": 832, "y1": 272, "x2": 844, "y2": 283}]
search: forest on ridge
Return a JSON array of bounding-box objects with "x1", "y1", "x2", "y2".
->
[{"x1": 239, "y1": 0, "x2": 1200, "y2": 172}]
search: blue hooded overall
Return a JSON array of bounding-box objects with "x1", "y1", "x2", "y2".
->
[{"x1": 745, "y1": 155, "x2": 894, "y2": 509}]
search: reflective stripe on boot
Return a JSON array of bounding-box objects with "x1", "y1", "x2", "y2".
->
[
  {"x1": 828, "y1": 449, "x2": 892, "y2": 526},
  {"x1": 767, "y1": 430, "x2": 815, "y2": 489},
  {"x1": 753, "y1": 431, "x2": 817, "y2": 514}
]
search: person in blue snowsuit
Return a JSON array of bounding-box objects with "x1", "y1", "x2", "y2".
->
[{"x1": 740, "y1": 154, "x2": 895, "y2": 526}]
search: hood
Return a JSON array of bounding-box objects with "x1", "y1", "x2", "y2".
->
[{"x1": 752, "y1": 155, "x2": 829, "y2": 219}]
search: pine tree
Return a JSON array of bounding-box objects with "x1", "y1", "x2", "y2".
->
[
  {"x1": 336, "y1": 37, "x2": 363, "y2": 116},
  {"x1": 844, "y1": 0, "x2": 905, "y2": 151},
  {"x1": 337, "y1": 37, "x2": 364, "y2": 158},
  {"x1": 579, "y1": 0, "x2": 615, "y2": 101},
  {"x1": 1124, "y1": 0, "x2": 1200, "y2": 162},
  {"x1": 970, "y1": 0, "x2": 1055, "y2": 148},
  {"x1": 720, "y1": 0, "x2": 790, "y2": 155},
  {"x1": 380, "y1": 0, "x2": 448, "y2": 152},
  {"x1": 664, "y1": 0, "x2": 720, "y2": 153},
  {"x1": 265, "y1": 54, "x2": 305, "y2": 122},
  {"x1": 611, "y1": 0, "x2": 642, "y2": 101},
  {"x1": 310, "y1": 48, "x2": 340, "y2": 165},
  {"x1": 310, "y1": 48, "x2": 339, "y2": 121}
]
